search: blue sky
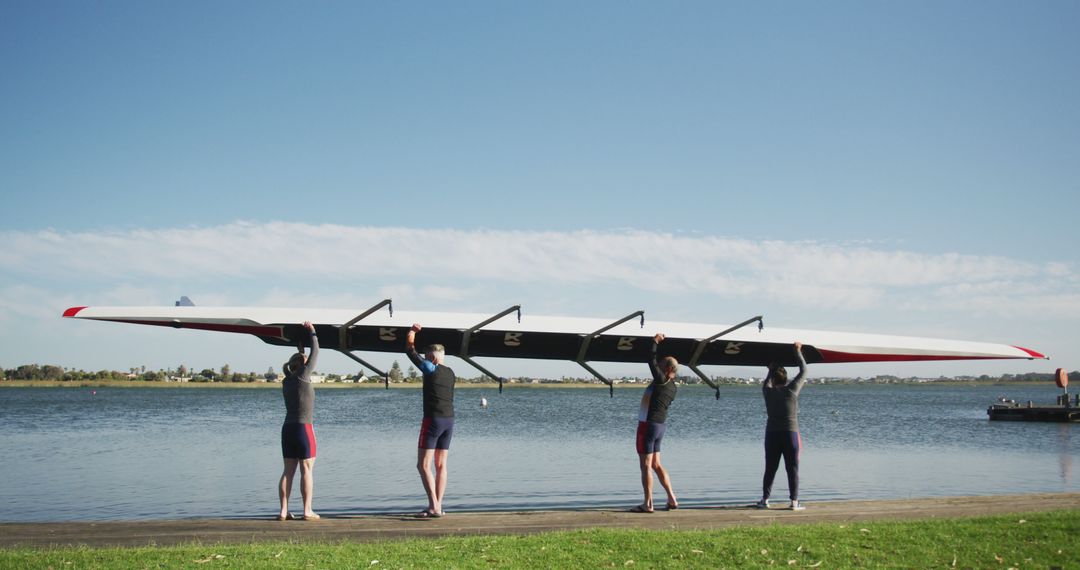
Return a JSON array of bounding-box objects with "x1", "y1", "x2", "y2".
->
[{"x1": 2, "y1": 1, "x2": 1077, "y2": 379}]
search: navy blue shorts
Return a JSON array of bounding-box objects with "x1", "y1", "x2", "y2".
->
[
  {"x1": 281, "y1": 423, "x2": 317, "y2": 459},
  {"x1": 636, "y1": 421, "x2": 666, "y2": 454},
  {"x1": 418, "y1": 416, "x2": 454, "y2": 450}
]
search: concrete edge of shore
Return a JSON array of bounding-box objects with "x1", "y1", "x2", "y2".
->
[{"x1": 3, "y1": 493, "x2": 1079, "y2": 548}]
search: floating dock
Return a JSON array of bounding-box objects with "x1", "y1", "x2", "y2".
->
[
  {"x1": 987, "y1": 397, "x2": 1080, "y2": 422},
  {"x1": 988, "y1": 368, "x2": 1079, "y2": 422}
]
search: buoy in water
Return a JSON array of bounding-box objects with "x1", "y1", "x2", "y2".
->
[{"x1": 480, "y1": 397, "x2": 488, "y2": 409}]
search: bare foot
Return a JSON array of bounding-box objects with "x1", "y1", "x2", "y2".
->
[{"x1": 302, "y1": 512, "x2": 321, "y2": 521}]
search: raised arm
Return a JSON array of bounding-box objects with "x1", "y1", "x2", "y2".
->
[
  {"x1": 648, "y1": 333, "x2": 665, "y2": 383},
  {"x1": 789, "y1": 341, "x2": 807, "y2": 394},
  {"x1": 405, "y1": 323, "x2": 425, "y2": 369},
  {"x1": 301, "y1": 321, "x2": 319, "y2": 380}
]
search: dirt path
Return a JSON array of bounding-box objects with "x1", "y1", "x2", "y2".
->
[{"x1": 3, "y1": 493, "x2": 1078, "y2": 548}]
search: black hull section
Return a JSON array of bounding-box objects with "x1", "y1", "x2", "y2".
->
[{"x1": 259, "y1": 323, "x2": 817, "y2": 368}]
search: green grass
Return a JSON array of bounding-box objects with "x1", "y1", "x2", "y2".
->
[{"x1": 2, "y1": 510, "x2": 1077, "y2": 569}]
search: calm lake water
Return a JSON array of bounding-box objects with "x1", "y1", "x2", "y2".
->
[{"x1": 2, "y1": 383, "x2": 1076, "y2": 521}]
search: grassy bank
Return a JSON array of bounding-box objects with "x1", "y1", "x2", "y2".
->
[{"x1": 2, "y1": 510, "x2": 1077, "y2": 569}]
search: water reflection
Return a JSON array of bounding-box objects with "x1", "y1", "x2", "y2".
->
[{"x1": 1060, "y1": 422, "x2": 1072, "y2": 485}]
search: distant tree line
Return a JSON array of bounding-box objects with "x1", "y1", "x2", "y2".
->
[
  {"x1": 1, "y1": 363, "x2": 272, "y2": 383},
  {"x1": 2, "y1": 363, "x2": 1075, "y2": 385},
  {"x1": 993, "y1": 371, "x2": 1079, "y2": 383}
]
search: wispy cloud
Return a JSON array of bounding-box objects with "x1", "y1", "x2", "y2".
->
[{"x1": 3, "y1": 222, "x2": 1077, "y2": 318}]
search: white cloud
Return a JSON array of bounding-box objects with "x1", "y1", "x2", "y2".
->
[{"x1": 2, "y1": 222, "x2": 1077, "y2": 321}]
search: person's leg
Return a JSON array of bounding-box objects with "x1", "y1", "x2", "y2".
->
[
  {"x1": 761, "y1": 431, "x2": 783, "y2": 503},
  {"x1": 299, "y1": 457, "x2": 318, "y2": 519},
  {"x1": 634, "y1": 421, "x2": 654, "y2": 511},
  {"x1": 651, "y1": 452, "x2": 678, "y2": 509},
  {"x1": 433, "y1": 449, "x2": 449, "y2": 514},
  {"x1": 431, "y1": 418, "x2": 453, "y2": 515},
  {"x1": 782, "y1": 431, "x2": 801, "y2": 502},
  {"x1": 416, "y1": 448, "x2": 437, "y2": 514},
  {"x1": 278, "y1": 458, "x2": 298, "y2": 520},
  {"x1": 638, "y1": 452, "x2": 654, "y2": 510},
  {"x1": 415, "y1": 417, "x2": 440, "y2": 516}
]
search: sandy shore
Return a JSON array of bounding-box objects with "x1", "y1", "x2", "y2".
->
[{"x1": 3, "y1": 493, "x2": 1078, "y2": 548}]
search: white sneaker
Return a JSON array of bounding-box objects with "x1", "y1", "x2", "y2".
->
[
  {"x1": 754, "y1": 499, "x2": 769, "y2": 509},
  {"x1": 789, "y1": 500, "x2": 805, "y2": 511}
]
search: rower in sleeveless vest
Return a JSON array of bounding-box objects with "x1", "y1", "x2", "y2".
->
[{"x1": 406, "y1": 323, "x2": 456, "y2": 518}]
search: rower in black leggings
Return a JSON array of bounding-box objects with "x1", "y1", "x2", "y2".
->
[{"x1": 756, "y1": 341, "x2": 807, "y2": 511}]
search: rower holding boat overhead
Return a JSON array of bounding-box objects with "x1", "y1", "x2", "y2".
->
[
  {"x1": 407, "y1": 323, "x2": 456, "y2": 519},
  {"x1": 631, "y1": 333, "x2": 679, "y2": 513},
  {"x1": 756, "y1": 341, "x2": 808, "y2": 511}
]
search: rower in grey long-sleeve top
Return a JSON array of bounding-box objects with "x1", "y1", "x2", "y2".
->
[
  {"x1": 762, "y1": 345, "x2": 807, "y2": 432},
  {"x1": 757, "y1": 342, "x2": 809, "y2": 511},
  {"x1": 283, "y1": 328, "x2": 320, "y2": 425}
]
